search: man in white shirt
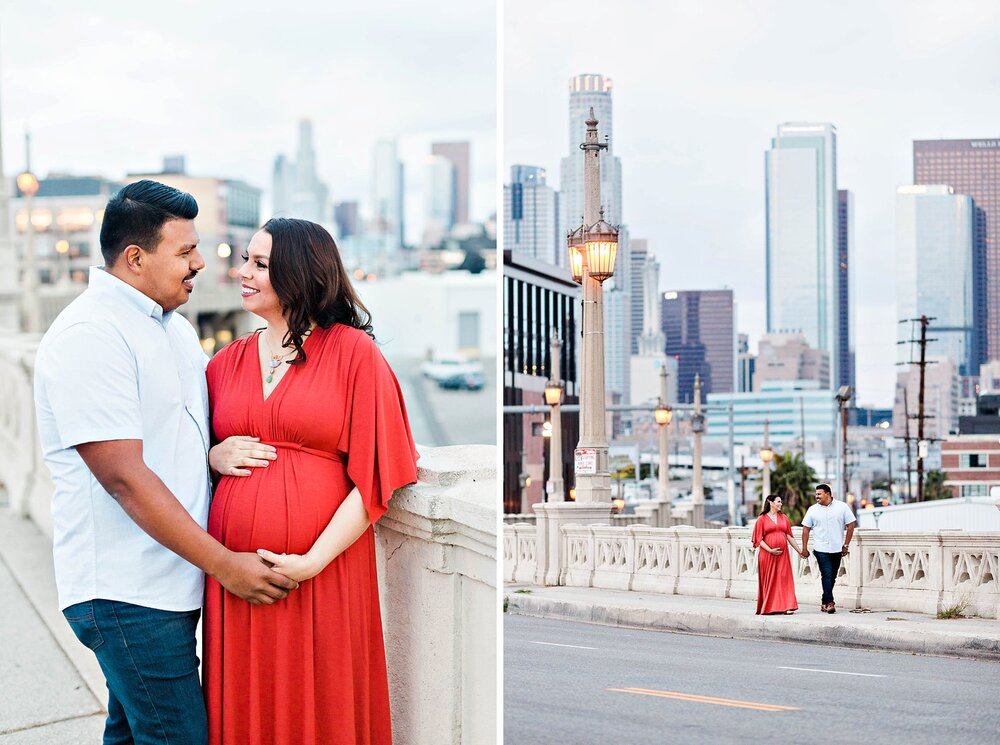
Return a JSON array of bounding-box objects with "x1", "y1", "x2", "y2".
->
[
  {"x1": 35, "y1": 180, "x2": 297, "y2": 745},
  {"x1": 800, "y1": 483, "x2": 856, "y2": 614}
]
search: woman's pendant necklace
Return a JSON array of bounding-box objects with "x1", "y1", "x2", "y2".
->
[{"x1": 265, "y1": 355, "x2": 282, "y2": 385}]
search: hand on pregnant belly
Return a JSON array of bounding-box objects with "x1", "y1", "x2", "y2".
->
[{"x1": 256, "y1": 548, "x2": 323, "y2": 582}]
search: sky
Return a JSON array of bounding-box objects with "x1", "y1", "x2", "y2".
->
[
  {"x1": 504, "y1": 0, "x2": 1000, "y2": 408},
  {"x1": 0, "y1": 0, "x2": 497, "y2": 244}
]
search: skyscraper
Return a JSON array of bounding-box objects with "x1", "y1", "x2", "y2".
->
[
  {"x1": 271, "y1": 119, "x2": 328, "y2": 225},
  {"x1": 662, "y1": 289, "x2": 735, "y2": 402},
  {"x1": 503, "y1": 165, "x2": 559, "y2": 265},
  {"x1": 558, "y1": 73, "x2": 631, "y2": 404},
  {"x1": 837, "y1": 189, "x2": 856, "y2": 392},
  {"x1": 333, "y1": 201, "x2": 360, "y2": 239},
  {"x1": 371, "y1": 139, "x2": 405, "y2": 250},
  {"x1": 559, "y1": 74, "x2": 622, "y2": 247},
  {"x1": 765, "y1": 123, "x2": 840, "y2": 388},
  {"x1": 426, "y1": 154, "x2": 456, "y2": 233},
  {"x1": 431, "y1": 141, "x2": 471, "y2": 224},
  {"x1": 895, "y1": 185, "x2": 975, "y2": 373},
  {"x1": 629, "y1": 239, "x2": 648, "y2": 355},
  {"x1": 914, "y1": 138, "x2": 1000, "y2": 366}
]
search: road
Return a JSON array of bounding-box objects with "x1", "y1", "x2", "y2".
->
[
  {"x1": 390, "y1": 357, "x2": 496, "y2": 447},
  {"x1": 504, "y1": 615, "x2": 1000, "y2": 745}
]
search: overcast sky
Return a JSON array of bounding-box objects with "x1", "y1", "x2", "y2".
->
[
  {"x1": 504, "y1": 0, "x2": 1000, "y2": 408},
  {"x1": 1, "y1": 0, "x2": 496, "y2": 243}
]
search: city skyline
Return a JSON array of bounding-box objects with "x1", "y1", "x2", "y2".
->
[
  {"x1": 504, "y1": 0, "x2": 1000, "y2": 407},
  {"x1": 1, "y1": 1, "x2": 497, "y2": 244}
]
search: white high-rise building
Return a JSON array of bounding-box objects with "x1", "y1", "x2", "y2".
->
[
  {"x1": 503, "y1": 165, "x2": 559, "y2": 265},
  {"x1": 765, "y1": 122, "x2": 840, "y2": 388},
  {"x1": 425, "y1": 154, "x2": 456, "y2": 235},
  {"x1": 371, "y1": 139, "x2": 405, "y2": 251},
  {"x1": 558, "y1": 73, "x2": 631, "y2": 405},
  {"x1": 559, "y1": 74, "x2": 622, "y2": 250},
  {"x1": 271, "y1": 119, "x2": 328, "y2": 225},
  {"x1": 630, "y1": 252, "x2": 677, "y2": 406},
  {"x1": 895, "y1": 185, "x2": 975, "y2": 373}
]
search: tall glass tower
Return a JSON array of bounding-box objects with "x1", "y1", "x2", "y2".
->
[
  {"x1": 895, "y1": 185, "x2": 975, "y2": 373},
  {"x1": 765, "y1": 122, "x2": 840, "y2": 389}
]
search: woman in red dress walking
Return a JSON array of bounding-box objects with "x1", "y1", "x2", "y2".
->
[
  {"x1": 751, "y1": 494, "x2": 803, "y2": 615},
  {"x1": 203, "y1": 217, "x2": 419, "y2": 744}
]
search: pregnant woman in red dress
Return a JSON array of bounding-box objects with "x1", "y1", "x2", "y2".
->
[
  {"x1": 203, "y1": 218, "x2": 418, "y2": 744},
  {"x1": 751, "y1": 494, "x2": 804, "y2": 615}
]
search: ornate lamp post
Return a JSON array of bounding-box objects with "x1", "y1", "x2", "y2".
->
[
  {"x1": 654, "y1": 366, "x2": 672, "y2": 516},
  {"x1": 760, "y1": 418, "x2": 773, "y2": 502},
  {"x1": 544, "y1": 331, "x2": 565, "y2": 502},
  {"x1": 690, "y1": 373, "x2": 706, "y2": 527},
  {"x1": 534, "y1": 109, "x2": 618, "y2": 586},
  {"x1": 570, "y1": 108, "x2": 618, "y2": 506},
  {"x1": 16, "y1": 169, "x2": 41, "y2": 333}
]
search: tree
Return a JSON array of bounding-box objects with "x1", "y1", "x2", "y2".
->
[
  {"x1": 923, "y1": 469, "x2": 952, "y2": 501},
  {"x1": 757, "y1": 451, "x2": 817, "y2": 523}
]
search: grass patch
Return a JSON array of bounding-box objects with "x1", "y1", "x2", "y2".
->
[
  {"x1": 503, "y1": 595, "x2": 509, "y2": 613},
  {"x1": 937, "y1": 602, "x2": 968, "y2": 620},
  {"x1": 514, "y1": 588, "x2": 533, "y2": 594}
]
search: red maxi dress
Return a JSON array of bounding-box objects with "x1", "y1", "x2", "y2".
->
[
  {"x1": 203, "y1": 324, "x2": 419, "y2": 745},
  {"x1": 751, "y1": 513, "x2": 799, "y2": 615}
]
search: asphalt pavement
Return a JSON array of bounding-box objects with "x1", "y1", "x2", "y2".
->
[{"x1": 505, "y1": 614, "x2": 1000, "y2": 745}]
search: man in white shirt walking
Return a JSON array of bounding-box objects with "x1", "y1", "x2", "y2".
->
[
  {"x1": 799, "y1": 483, "x2": 856, "y2": 614},
  {"x1": 34, "y1": 180, "x2": 297, "y2": 745}
]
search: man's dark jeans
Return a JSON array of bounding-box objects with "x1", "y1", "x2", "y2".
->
[
  {"x1": 813, "y1": 550, "x2": 843, "y2": 605},
  {"x1": 63, "y1": 599, "x2": 207, "y2": 745}
]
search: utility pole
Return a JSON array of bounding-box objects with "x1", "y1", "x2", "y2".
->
[
  {"x1": 903, "y1": 387, "x2": 913, "y2": 502},
  {"x1": 898, "y1": 316, "x2": 937, "y2": 502}
]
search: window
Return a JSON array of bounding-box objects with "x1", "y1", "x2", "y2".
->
[
  {"x1": 960, "y1": 484, "x2": 989, "y2": 497},
  {"x1": 959, "y1": 453, "x2": 989, "y2": 468}
]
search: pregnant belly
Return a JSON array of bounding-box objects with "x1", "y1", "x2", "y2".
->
[{"x1": 208, "y1": 455, "x2": 352, "y2": 554}]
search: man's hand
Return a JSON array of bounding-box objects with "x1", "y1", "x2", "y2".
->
[
  {"x1": 209, "y1": 436, "x2": 277, "y2": 477},
  {"x1": 801, "y1": 548, "x2": 810, "y2": 558},
  {"x1": 841, "y1": 544, "x2": 850, "y2": 556},
  {"x1": 212, "y1": 551, "x2": 299, "y2": 605}
]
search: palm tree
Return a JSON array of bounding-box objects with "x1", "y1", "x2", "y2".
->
[
  {"x1": 756, "y1": 451, "x2": 817, "y2": 523},
  {"x1": 923, "y1": 469, "x2": 952, "y2": 501}
]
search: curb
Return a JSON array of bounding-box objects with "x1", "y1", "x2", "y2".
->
[{"x1": 506, "y1": 594, "x2": 1000, "y2": 662}]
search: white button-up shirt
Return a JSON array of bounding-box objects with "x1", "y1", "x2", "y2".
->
[
  {"x1": 35, "y1": 267, "x2": 211, "y2": 611},
  {"x1": 802, "y1": 499, "x2": 856, "y2": 553}
]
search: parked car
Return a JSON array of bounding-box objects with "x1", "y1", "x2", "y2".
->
[
  {"x1": 437, "y1": 371, "x2": 485, "y2": 391},
  {"x1": 420, "y1": 354, "x2": 483, "y2": 381}
]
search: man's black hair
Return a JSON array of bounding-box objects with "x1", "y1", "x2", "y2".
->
[
  {"x1": 816, "y1": 483, "x2": 832, "y2": 495},
  {"x1": 99, "y1": 180, "x2": 198, "y2": 266}
]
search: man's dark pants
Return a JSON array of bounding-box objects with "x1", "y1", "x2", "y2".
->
[
  {"x1": 63, "y1": 599, "x2": 207, "y2": 745},
  {"x1": 813, "y1": 550, "x2": 843, "y2": 606}
]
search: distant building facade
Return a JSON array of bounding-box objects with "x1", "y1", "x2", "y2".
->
[
  {"x1": 754, "y1": 331, "x2": 830, "y2": 392},
  {"x1": 896, "y1": 185, "x2": 975, "y2": 374},
  {"x1": 765, "y1": 122, "x2": 840, "y2": 387},
  {"x1": 662, "y1": 288, "x2": 735, "y2": 402},
  {"x1": 503, "y1": 251, "x2": 580, "y2": 513},
  {"x1": 431, "y1": 141, "x2": 471, "y2": 224},
  {"x1": 503, "y1": 165, "x2": 559, "y2": 265},
  {"x1": 914, "y1": 138, "x2": 1000, "y2": 366}
]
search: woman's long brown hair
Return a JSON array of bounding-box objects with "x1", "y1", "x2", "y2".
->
[{"x1": 263, "y1": 217, "x2": 374, "y2": 364}]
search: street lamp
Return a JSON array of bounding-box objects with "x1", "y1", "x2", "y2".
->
[
  {"x1": 760, "y1": 418, "x2": 773, "y2": 501},
  {"x1": 836, "y1": 385, "x2": 853, "y2": 503},
  {"x1": 567, "y1": 225, "x2": 585, "y2": 284},
  {"x1": 654, "y1": 365, "x2": 672, "y2": 520},
  {"x1": 17, "y1": 169, "x2": 41, "y2": 333},
  {"x1": 690, "y1": 373, "x2": 705, "y2": 527},
  {"x1": 545, "y1": 331, "x2": 565, "y2": 502},
  {"x1": 572, "y1": 108, "x2": 619, "y2": 506}
]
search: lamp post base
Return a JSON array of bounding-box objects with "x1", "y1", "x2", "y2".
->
[{"x1": 533, "y1": 502, "x2": 611, "y2": 586}]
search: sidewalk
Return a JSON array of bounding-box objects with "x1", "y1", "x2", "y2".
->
[
  {"x1": 0, "y1": 510, "x2": 106, "y2": 743},
  {"x1": 504, "y1": 583, "x2": 1000, "y2": 662}
]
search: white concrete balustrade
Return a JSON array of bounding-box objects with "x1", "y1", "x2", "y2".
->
[
  {"x1": 504, "y1": 522, "x2": 1000, "y2": 619},
  {"x1": 0, "y1": 334, "x2": 497, "y2": 745}
]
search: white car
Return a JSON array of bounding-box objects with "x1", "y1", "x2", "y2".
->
[{"x1": 420, "y1": 354, "x2": 484, "y2": 381}]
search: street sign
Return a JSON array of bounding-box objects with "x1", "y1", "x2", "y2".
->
[{"x1": 575, "y1": 448, "x2": 597, "y2": 475}]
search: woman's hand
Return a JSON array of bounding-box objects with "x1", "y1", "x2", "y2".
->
[
  {"x1": 769, "y1": 546, "x2": 783, "y2": 555},
  {"x1": 209, "y1": 436, "x2": 277, "y2": 477},
  {"x1": 256, "y1": 549, "x2": 324, "y2": 583}
]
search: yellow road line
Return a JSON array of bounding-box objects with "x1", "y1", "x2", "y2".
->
[{"x1": 608, "y1": 687, "x2": 800, "y2": 712}]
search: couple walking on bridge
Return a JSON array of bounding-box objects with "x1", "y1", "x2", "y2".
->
[{"x1": 752, "y1": 484, "x2": 857, "y2": 615}]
